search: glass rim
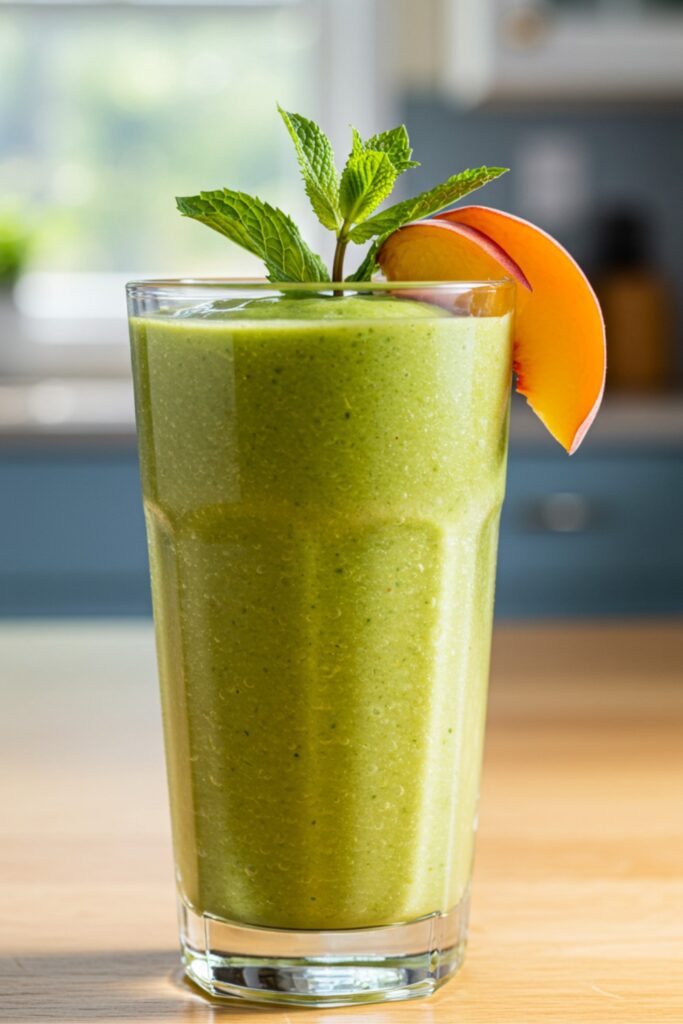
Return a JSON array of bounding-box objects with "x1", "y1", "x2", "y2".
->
[{"x1": 126, "y1": 277, "x2": 515, "y2": 299}]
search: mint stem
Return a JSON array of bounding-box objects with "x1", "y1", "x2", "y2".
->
[{"x1": 332, "y1": 221, "x2": 351, "y2": 291}]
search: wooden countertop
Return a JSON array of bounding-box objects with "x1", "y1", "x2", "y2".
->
[{"x1": 1, "y1": 620, "x2": 682, "y2": 1023}]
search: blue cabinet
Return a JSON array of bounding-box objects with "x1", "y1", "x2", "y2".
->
[
  {"x1": 0, "y1": 448, "x2": 151, "y2": 616},
  {"x1": 1, "y1": 444, "x2": 681, "y2": 617},
  {"x1": 498, "y1": 452, "x2": 683, "y2": 617}
]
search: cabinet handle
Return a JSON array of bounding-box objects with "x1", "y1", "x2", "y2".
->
[{"x1": 525, "y1": 492, "x2": 595, "y2": 533}]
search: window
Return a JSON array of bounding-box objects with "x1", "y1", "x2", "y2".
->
[{"x1": 0, "y1": 0, "x2": 386, "y2": 367}]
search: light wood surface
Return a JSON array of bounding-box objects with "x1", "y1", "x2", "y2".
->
[{"x1": 1, "y1": 620, "x2": 682, "y2": 1023}]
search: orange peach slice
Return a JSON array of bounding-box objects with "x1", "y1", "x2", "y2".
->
[
  {"x1": 378, "y1": 209, "x2": 605, "y2": 453},
  {"x1": 376, "y1": 219, "x2": 531, "y2": 295},
  {"x1": 438, "y1": 207, "x2": 605, "y2": 453}
]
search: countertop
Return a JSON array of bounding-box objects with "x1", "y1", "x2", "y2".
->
[{"x1": 1, "y1": 620, "x2": 682, "y2": 1023}]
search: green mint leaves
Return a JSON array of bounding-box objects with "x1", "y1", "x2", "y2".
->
[
  {"x1": 176, "y1": 106, "x2": 507, "y2": 282},
  {"x1": 363, "y1": 125, "x2": 420, "y2": 175},
  {"x1": 339, "y1": 150, "x2": 396, "y2": 224},
  {"x1": 277, "y1": 106, "x2": 341, "y2": 232},
  {"x1": 175, "y1": 191, "x2": 329, "y2": 283},
  {"x1": 337, "y1": 124, "x2": 418, "y2": 225}
]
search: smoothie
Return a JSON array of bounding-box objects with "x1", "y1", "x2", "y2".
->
[{"x1": 129, "y1": 292, "x2": 513, "y2": 931}]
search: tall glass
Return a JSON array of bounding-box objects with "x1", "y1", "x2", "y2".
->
[{"x1": 126, "y1": 280, "x2": 514, "y2": 1006}]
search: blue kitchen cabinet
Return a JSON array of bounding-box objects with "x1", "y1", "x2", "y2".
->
[
  {"x1": 1, "y1": 444, "x2": 681, "y2": 617},
  {"x1": 499, "y1": 452, "x2": 683, "y2": 617},
  {"x1": 0, "y1": 447, "x2": 151, "y2": 617}
]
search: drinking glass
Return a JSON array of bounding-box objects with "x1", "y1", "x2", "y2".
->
[{"x1": 126, "y1": 279, "x2": 514, "y2": 1006}]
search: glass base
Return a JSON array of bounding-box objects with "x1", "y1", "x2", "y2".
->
[{"x1": 178, "y1": 892, "x2": 469, "y2": 1007}]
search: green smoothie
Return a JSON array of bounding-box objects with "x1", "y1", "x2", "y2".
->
[{"x1": 130, "y1": 293, "x2": 513, "y2": 931}]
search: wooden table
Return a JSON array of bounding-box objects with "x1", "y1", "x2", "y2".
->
[{"x1": 2, "y1": 621, "x2": 682, "y2": 1023}]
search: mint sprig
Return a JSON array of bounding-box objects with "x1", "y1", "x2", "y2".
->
[{"x1": 177, "y1": 106, "x2": 507, "y2": 283}]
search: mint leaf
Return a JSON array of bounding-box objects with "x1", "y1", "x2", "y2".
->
[
  {"x1": 364, "y1": 126, "x2": 419, "y2": 174},
  {"x1": 339, "y1": 150, "x2": 397, "y2": 225},
  {"x1": 176, "y1": 190, "x2": 329, "y2": 283},
  {"x1": 277, "y1": 106, "x2": 341, "y2": 232},
  {"x1": 350, "y1": 126, "x2": 364, "y2": 159},
  {"x1": 348, "y1": 166, "x2": 508, "y2": 245}
]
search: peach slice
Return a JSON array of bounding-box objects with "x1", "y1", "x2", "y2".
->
[
  {"x1": 376, "y1": 218, "x2": 532, "y2": 296},
  {"x1": 378, "y1": 209, "x2": 606, "y2": 453},
  {"x1": 438, "y1": 207, "x2": 606, "y2": 453}
]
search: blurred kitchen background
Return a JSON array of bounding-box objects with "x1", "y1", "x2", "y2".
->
[{"x1": 1, "y1": 0, "x2": 682, "y2": 618}]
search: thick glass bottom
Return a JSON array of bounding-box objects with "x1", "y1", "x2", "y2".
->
[{"x1": 178, "y1": 891, "x2": 469, "y2": 1007}]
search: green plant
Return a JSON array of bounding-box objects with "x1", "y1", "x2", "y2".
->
[{"x1": 0, "y1": 213, "x2": 31, "y2": 285}]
